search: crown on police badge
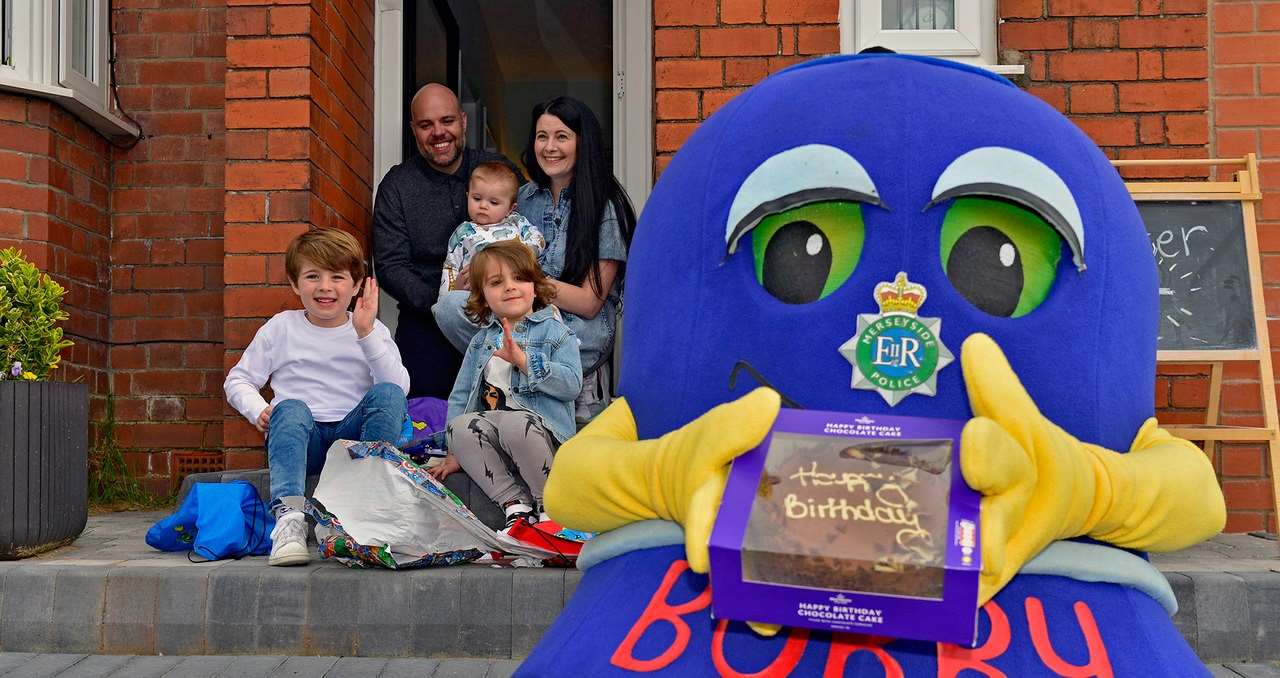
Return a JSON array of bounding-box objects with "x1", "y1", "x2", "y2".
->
[{"x1": 874, "y1": 272, "x2": 927, "y2": 315}]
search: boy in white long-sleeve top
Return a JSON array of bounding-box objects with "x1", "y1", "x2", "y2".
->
[{"x1": 224, "y1": 227, "x2": 410, "y2": 566}]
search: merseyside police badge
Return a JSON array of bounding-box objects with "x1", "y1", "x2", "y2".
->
[{"x1": 839, "y1": 272, "x2": 954, "y2": 406}]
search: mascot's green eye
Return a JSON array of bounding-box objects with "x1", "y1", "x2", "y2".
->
[
  {"x1": 939, "y1": 197, "x2": 1062, "y2": 317},
  {"x1": 751, "y1": 201, "x2": 865, "y2": 304}
]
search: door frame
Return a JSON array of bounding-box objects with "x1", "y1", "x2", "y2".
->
[{"x1": 373, "y1": 0, "x2": 652, "y2": 205}]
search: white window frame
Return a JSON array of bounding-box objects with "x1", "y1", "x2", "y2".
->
[
  {"x1": 839, "y1": 1, "x2": 1024, "y2": 76},
  {"x1": 60, "y1": 0, "x2": 108, "y2": 106},
  {"x1": 0, "y1": 0, "x2": 137, "y2": 140}
]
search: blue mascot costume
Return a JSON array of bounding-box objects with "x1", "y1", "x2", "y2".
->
[{"x1": 519, "y1": 54, "x2": 1226, "y2": 676}]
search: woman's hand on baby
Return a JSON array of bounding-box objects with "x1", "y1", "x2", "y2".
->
[
  {"x1": 454, "y1": 266, "x2": 471, "y2": 291},
  {"x1": 353, "y1": 277, "x2": 379, "y2": 338},
  {"x1": 427, "y1": 453, "x2": 461, "y2": 481},
  {"x1": 495, "y1": 317, "x2": 529, "y2": 373}
]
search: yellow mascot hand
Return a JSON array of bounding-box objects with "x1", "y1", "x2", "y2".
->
[
  {"x1": 543, "y1": 387, "x2": 781, "y2": 574},
  {"x1": 960, "y1": 333, "x2": 1226, "y2": 604}
]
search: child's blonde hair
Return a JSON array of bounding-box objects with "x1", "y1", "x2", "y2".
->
[
  {"x1": 469, "y1": 161, "x2": 520, "y2": 204},
  {"x1": 285, "y1": 228, "x2": 367, "y2": 283},
  {"x1": 464, "y1": 240, "x2": 556, "y2": 324}
]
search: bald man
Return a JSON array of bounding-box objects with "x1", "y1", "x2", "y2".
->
[{"x1": 373, "y1": 84, "x2": 522, "y2": 398}]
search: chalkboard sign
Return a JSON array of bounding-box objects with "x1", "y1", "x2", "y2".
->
[{"x1": 1138, "y1": 200, "x2": 1257, "y2": 352}]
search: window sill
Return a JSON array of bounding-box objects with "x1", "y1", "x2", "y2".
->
[
  {"x1": 985, "y1": 64, "x2": 1026, "y2": 76},
  {"x1": 0, "y1": 74, "x2": 140, "y2": 143}
]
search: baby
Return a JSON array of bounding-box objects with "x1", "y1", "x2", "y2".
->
[{"x1": 440, "y1": 161, "x2": 545, "y2": 295}]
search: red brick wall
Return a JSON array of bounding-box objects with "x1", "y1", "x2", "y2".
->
[
  {"x1": 109, "y1": 0, "x2": 227, "y2": 493},
  {"x1": 654, "y1": 0, "x2": 839, "y2": 174},
  {"x1": 652, "y1": 1, "x2": 1275, "y2": 531},
  {"x1": 222, "y1": 0, "x2": 375, "y2": 468},
  {"x1": 0, "y1": 98, "x2": 111, "y2": 415},
  {"x1": 1001, "y1": 0, "x2": 1210, "y2": 174},
  {"x1": 1208, "y1": 0, "x2": 1280, "y2": 533}
]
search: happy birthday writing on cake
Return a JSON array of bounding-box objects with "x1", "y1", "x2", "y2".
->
[{"x1": 782, "y1": 460, "x2": 929, "y2": 548}]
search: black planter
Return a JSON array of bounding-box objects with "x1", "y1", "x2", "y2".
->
[{"x1": 0, "y1": 380, "x2": 88, "y2": 559}]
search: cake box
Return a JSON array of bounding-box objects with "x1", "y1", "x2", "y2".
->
[{"x1": 708, "y1": 408, "x2": 982, "y2": 645}]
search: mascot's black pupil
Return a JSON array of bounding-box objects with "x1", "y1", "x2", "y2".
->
[
  {"x1": 762, "y1": 220, "x2": 831, "y2": 304},
  {"x1": 947, "y1": 225, "x2": 1023, "y2": 317}
]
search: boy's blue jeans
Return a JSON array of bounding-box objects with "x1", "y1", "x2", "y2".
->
[{"x1": 266, "y1": 382, "x2": 407, "y2": 514}]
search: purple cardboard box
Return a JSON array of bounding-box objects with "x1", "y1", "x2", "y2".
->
[{"x1": 708, "y1": 408, "x2": 981, "y2": 645}]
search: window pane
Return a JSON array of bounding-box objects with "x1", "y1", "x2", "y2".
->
[
  {"x1": 71, "y1": 0, "x2": 93, "y2": 80},
  {"x1": 881, "y1": 0, "x2": 956, "y2": 30}
]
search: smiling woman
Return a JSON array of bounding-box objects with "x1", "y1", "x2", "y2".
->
[{"x1": 517, "y1": 96, "x2": 637, "y2": 420}]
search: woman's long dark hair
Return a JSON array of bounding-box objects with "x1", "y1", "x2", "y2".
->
[{"x1": 521, "y1": 96, "x2": 636, "y2": 294}]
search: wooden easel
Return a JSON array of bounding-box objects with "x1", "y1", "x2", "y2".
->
[{"x1": 1114, "y1": 154, "x2": 1278, "y2": 525}]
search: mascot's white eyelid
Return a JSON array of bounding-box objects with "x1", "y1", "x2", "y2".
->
[
  {"x1": 928, "y1": 147, "x2": 1087, "y2": 272},
  {"x1": 725, "y1": 144, "x2": 882, "y2": 256}
]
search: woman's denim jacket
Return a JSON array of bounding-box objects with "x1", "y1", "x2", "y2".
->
[{"x1": 444, "y1": 305, "x2": 583, "y2": 444}]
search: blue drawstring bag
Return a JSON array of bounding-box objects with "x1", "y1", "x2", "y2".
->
[{"x1": 146, "y1": 481, "x2": 275, "y2": 560}]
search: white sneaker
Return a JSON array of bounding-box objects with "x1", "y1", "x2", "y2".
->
[
  {"x1": 500, "y1": 502, "x2": 536, "y2": 537},
  {"x1": 269, "y1": 511, "x2": 310, "y2": 566}
]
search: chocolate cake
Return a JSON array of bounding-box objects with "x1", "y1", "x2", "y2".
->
[{"x1": 740, "y1": 432, "x2": 952, "y2": 599}]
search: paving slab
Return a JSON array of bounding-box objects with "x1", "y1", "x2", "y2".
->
[
  {"x1": 430, "y1": 658, "x2": 495, "y2": 678},
  {"x1": 46, "y1": 655, "x2": 131, "y2": 678},
  {"x1": 153, "y1": 655, "x2": 235, "y2": 678},
  {"x1": 204, "y1": 566, "x2": 261, "y2": 655},
  {"x1": 1, "y1": 654, "x2": 87, "y2": 678},
  {"x1": 320, "y1": 657, "x2": 387, "y2": 678},
  {"x1": 409, "y1": 567, "x2": 466, "y2": 657},
  {"x1": 264, "y1": 656, "x2": 334, "y2": 677},
  {"x1": 458, "y1": 567, "x2": 514, "y2": 658},
  {"x1": 1, "y1": 568, "x2": 58, "y2": 653},
  {"x1": 101, "y1": 655, "x2": 184, "y2": 678},
  {"x1": 154, "y1": 566, "x2": 212, "y2": 656},
  {"x1": 204, "y1": 656, "x2": 287, "y2": 677},
  {"x1": 304, "y1": 567, "x2": 363, "y2": 656},
  {"x1": 352, "y1": 570, "x2": 416, "y2": 658},
  {"x1": 254, "y1": 569, "x2": 309, "y2": 655},
  {"x1": 1195, "y1": 572, "x2": 1254, "y2": 661},
  {"x1": 374, "y1": 658, "x2": 440, "y2": 678},
  {"x1": 1220, "y1": 663, "x2": 1280, "y2": 678},
  {"x1": 0, "y1": 654, "x2": 36, "y2": 674},
  {"x1": 102, "y1": 567, "x2": 158, "y2": 655},
  {"x1": 51, "y1": 567, "x2": 108, "y2": 654}
]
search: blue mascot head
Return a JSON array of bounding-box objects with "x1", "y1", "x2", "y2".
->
[{"x1": 621, "y1": 54, "x2": 1157, "y2": 453}]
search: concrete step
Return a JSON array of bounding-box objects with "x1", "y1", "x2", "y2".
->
[
  {"x1": 1152, "y1": 532, "x2": 1280, "y2": 664},
  {"x1": 0, "y1": 512, "x2": 1276, "y2": 664}
]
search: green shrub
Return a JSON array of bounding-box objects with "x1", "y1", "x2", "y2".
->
[{"x1": 0, "y1": 247, "x2": 73, "y2": 381}]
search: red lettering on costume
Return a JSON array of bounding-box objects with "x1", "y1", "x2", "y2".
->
[
  {"x1": 824, "y1": 633, "x2": 903, "y2": 678},
  {"x1": 1025, "y1": 597, "x2": 1113, "y2": 678},
  {"x1": 936, "y1": 600, "x2": 1012, "y2": 678},
  {"x1": 711, "y1": 619, "x2": 809, "y2": 678},
  {"x1": 610, "y1": 559, "x2": 711, "y2": 672}
]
